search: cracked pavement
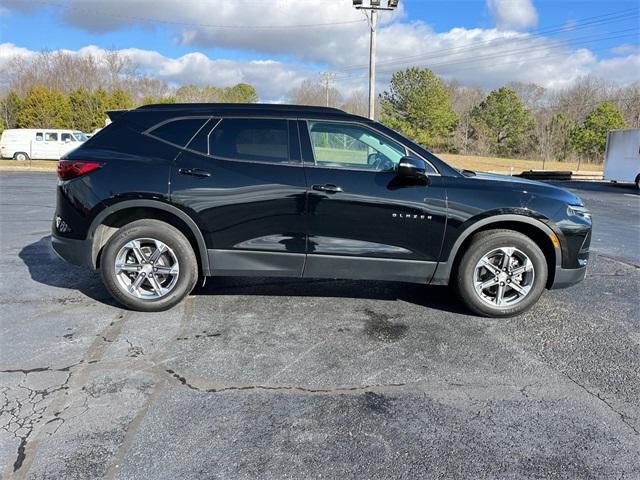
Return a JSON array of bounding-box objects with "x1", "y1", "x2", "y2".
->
[{"x1": 1, "y1": 172, "x2": 639, "y2": 479}]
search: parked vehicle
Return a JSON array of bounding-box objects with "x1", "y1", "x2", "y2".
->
[
  {"x1": 603, "y1": 128, "x2": 640, "y2": 189},
  {"x1": 52, "y1": 104, "x2": 592, "y2": 317},
  {"x1": 0, "y1": 129, "x2": 87, "y2": 160}
]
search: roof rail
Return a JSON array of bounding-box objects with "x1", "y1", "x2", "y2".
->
[{"x1": 135, "y1": 103, "x2": 345, "y2": 114}]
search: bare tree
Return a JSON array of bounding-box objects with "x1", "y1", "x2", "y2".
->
[
  {"x1": 614, "y1": 82, "x2": 640, "y2": 128},
  {"x1": 341, "y1": 89, "x2": 368, "y2": 117},
  {"x1": 446, "y1": 80, "x2": 485, "y2": 154},
  {"x1": 289, "y1": 79, "x2": 342, "y2": 108}
]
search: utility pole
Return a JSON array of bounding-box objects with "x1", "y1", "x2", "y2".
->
[
  {"x1": 352, "y1": 0, "x2": 399, "y2": 120},
  {"x1": 368, "y1": 10, "x2": 377, "y2": 120},
  {"x1": 320, "y1": 71, "x2": 336, "y2": 107}
]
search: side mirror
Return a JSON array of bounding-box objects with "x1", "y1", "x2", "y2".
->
[{"x1": 397, "y1": 156, "x2": 427, "y2": 178}]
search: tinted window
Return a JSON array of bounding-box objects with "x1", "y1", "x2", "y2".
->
[
  {"x1": 185, "y1": 118, "x2": 220, "y2": 155},
  {"x1": 45, "y1": 132, "x2": 58, "y2": 141},
  {"x1": 307, "y1": 121, "x2": 405, "y2": 171},
  {"x1": 149, "y1": 118, "x2": 208, "y2": 147},
  {"x1": 35, "y1": 132, "x2": 43, "y2": 141},
  {"x1": 61, "y1": 133, "x2": 74, "y2": 142},
  {"x1": 210, "y1": 118, "x2": 289, "y2": 163}
]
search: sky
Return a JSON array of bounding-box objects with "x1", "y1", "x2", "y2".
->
[{"x1": 0, "y1": 0, "x2": 638, "y2": 101}]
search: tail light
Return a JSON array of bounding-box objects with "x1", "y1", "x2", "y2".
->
[{"x1": 57, "y1": 160, "x2": 103, "y2": 181}]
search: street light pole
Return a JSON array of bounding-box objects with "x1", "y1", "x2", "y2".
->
[{"x1": 353, "y1": 1, "x2": 399, "y2": 120}]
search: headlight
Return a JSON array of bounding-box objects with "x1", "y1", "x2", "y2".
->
[{"x1": 567, "y1": 204, "x2": 592, "y2": 220}]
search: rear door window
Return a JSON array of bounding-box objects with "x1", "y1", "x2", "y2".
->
[
  {"x1": 35, "y1": 132, "x2": 43, "y2": 141},
  {"x1": 148, "y1": 118, "x2": 209, "y2": 147},
  {"x1": 209, "y1": 118, "x2": 289, "y2": 164}
]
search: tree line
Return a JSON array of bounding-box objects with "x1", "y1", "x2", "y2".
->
[
  {"x1": 0, "y1": 50, "x2": 258, "y2": 134},
  {"x1": 1, "y1": 50, "x2": 638, "y2": 164},
  {"x1": 291, "y1": 69, "x2": 638, "y2": 164}
]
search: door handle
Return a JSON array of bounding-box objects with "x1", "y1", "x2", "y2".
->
[
  {"x1": 178, "y1": 168, "x2": 211, "y2": 178},
  {"x1": 312, "y1": 184, "x2": 343, "y2": 193}
]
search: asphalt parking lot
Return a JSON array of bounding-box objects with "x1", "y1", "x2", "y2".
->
[{"x1": 1, "y1": 172, "x2": 639, "y2": 479}]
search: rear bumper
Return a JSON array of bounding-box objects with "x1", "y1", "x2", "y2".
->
[
  {"x1": 550, "y1": 265, "x2": 587, "y2": 289},
  {"x1": 51, "y1": 233, "x2": 93, "y2": 269}
]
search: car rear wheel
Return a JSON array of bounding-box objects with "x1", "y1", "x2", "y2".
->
[
  {"x1": 455, "y1": 229, "x2": 548, "y2": 318},
  {"x1": 100, "y1": 219, "x2": 198, "y2": 312},
  {"x1": 14, "y1": 152, "x2": 29, "y2": 161}
]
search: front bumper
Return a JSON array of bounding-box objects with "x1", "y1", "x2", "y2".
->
[
  {"x1": 51, "y1": 233, "x2": 93, "y2": 268},
  {"x1": 550, "y1": 265, "x2": 587, "y2": 289}
]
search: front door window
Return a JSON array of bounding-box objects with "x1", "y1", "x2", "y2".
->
[{"x1": 307, "y1": 121, "x2": 406, "y2": 172}]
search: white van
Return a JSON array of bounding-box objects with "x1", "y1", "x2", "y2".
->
[
  {"x1": 603, "y1": 128, "x2": 640, "y2": 189},
  {"x1": 0, "y1": 129, "x2": 88, "y2": 160}
]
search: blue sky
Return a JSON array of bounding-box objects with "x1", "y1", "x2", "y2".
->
[{"x1": 1, "y1": 0, "x2": 638, "y2": 100}]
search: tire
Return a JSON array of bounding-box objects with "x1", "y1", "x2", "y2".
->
[
  {"x1": 635, "y1": 174, "x2": 640, "y2": 191},
  {"x1": 454, "y1": 229, "x2": 548, "y2": 318},
  {"x1": 100, "y1": 219, "x2": 198, "y2": 312},
  {"x1": 14, "y1": 152, "x2": 29, "y2": 161}
]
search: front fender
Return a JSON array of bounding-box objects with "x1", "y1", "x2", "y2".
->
[{"x1": 430, "y1": 212, "x2": 563, "y2": 285}]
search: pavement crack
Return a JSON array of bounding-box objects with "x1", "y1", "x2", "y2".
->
[
  {"x1": 164, "y1": 368, "x2": 406, "y2": 394},
  {"x1": 594, "y1": 253, "x2": 640, "y2": 270},
  {"x1": 0, "y1": 361, "x2": 82, "y2": 374},
  {"x1": 0, "y1": 366, "x2": 77, "y2": 472},
  {"x1": 124, "y1": 337, "x2": 144, "y2": 358},
  {"x1": 563, "y1": 372, "x2": 639, "y2": 435}
]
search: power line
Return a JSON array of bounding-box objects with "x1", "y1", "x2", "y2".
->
[
  {"x1": 334, "y1": 40, "x2": 639, "y2": 83},
  {"x1": 333, "y1": 29, "x2": 638, "y2": 80},
  {"x1": 338, "y1": 7, "x2": 639, "y2": 72}
]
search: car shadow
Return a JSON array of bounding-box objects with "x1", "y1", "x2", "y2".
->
[
  {"x1": 21, "y1": 236, "x2": 468, "y2": 314},
  {"x1": 18, "y1": 236, "x2": 119, "y2": 306},
  {"x1": 194, "y1": 277, "x2": 469, "y2": 315}
]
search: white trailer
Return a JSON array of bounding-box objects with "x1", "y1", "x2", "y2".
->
[{"x1": 603, "y1": 128, "x2": 640, "y2": 189}]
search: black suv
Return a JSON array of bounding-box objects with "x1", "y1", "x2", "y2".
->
[{"x1": 52, "y1": 104, "x2": 591, "y2": 317}]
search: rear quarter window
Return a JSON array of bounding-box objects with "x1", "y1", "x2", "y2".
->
[{"x1": 147, "y1": 117, "x2": 209, "y2": 147}]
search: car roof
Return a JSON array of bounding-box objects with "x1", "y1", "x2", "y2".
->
[{"x1": 134, "y1": 103, "x2": 371, "y2": 122}]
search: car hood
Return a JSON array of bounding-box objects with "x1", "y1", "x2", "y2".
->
[{"x1": 469, "y1": 172, "x2": 583, "y2": 205}]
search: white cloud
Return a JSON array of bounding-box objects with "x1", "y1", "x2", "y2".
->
[
  {"x1": 0, "y1": 0, "x2": 638, "y2": 100},
  {"x1": 2, "y1": 39, "x2": 637, "y2": 103},
  {"x1": 487, "y1": 0, "x2": 539, "y2": 31}
]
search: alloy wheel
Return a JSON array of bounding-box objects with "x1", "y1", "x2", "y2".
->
[
  {"x1": 114, "y1": 238, "x2": 180, "y2": 299},
  {"x1": 473, "y1": 247, "x2": 535, "y2": 307}
]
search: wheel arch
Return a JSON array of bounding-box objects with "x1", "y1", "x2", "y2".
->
[
  {"x1": 88, "y1": 200, "x2": 210, "y2": 275},
  {"x1": 432, "y1": 214, "x2": 562, "y2": 288}
]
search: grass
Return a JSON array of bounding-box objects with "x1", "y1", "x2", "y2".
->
[
  {"x1": 437, "y1": 153, "x2": 603, "y2": 174},
  {"x1": 0, "y1": 154, "x2": 604, "y2": 175},
  {"x1": 0, "y1": 159, "x2": 58, "y2": 171}
]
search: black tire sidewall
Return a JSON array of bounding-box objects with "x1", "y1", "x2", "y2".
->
[
  {"x1": 100, "y1": 220, "x2": 197, "y2": 312},
  {"x1": 456, "y1": 231, "x2": 548, "y2": 318}
]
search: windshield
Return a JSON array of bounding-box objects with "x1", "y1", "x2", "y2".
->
[{"x1": 73, "y1": 132, "x2": 88, "y2": 142}]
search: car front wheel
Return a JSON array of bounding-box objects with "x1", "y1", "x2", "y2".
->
[
  {"x1": 100, "y1": 219, "x2": 198, "y2": 312},
  {"x1": 455, "y1": 229, "x2": 548, "y2": 317}
]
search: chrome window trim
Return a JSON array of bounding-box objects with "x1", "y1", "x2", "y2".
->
[
  {"x1": 142, "y1": 114, "x2": 439, "y2": 174},
  {"x1": 302, "y1": 119, "x2": 440, "y2": 176}
]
